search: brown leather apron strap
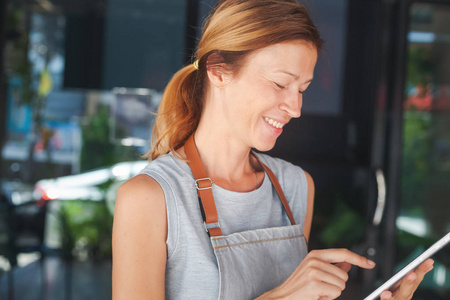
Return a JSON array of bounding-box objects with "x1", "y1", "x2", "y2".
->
[
  {"x1": 251, "y1": 152, "x2": 296, "y2": 226},
  {"x1": 185, "y1": 134, "x2": 296, "y2": 236},
  {"x1": 185, "y1": 135, "x2": 223, "y2": 236}
]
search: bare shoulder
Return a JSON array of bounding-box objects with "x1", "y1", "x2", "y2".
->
[
  {"x1": 112, "y1": 174, "x2": 167, "y2": 299},
  {"x1": 117, "y1": 173, "x2": 165, "y2": 201},
  {"x1": 113, "y1": 173, "x2": 167, "y2": 243},
  {"x1": 303, "y1": 171, "x2": 315, "y2": 193}
]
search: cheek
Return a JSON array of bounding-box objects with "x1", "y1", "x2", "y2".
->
[
  {"x1": 249, "y1": 79, "x2": 277, "y2": 101},
  {"x1": 229, "y1": 77, "x2": 278, "y2": 118},
  {"x1": 255, "y1": 85, "x2": 281, "y2": 110}
]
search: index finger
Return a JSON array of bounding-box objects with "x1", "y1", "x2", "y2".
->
[{"x1": 308, "y1": 249, "x2": 376, "y2": 270}]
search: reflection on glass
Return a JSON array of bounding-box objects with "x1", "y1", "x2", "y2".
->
[{"x1": 399, "y1": 3, "x2": 450, "y2": 298}]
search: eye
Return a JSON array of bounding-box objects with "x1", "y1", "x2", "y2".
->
[{"x1": 274, "y1": 82, "x2": 286, "y2": 90}]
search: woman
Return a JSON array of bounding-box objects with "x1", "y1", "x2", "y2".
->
[{"x1": 112, "y1": 0, "x2": 433, "y2": 299}]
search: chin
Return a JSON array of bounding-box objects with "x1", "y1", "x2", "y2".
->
[{"x1": 253, "y1": 139, "x2": 277, "y2": 152}]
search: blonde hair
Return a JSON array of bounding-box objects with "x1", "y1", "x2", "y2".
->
[{"x1": 146, "y1": 0, "x2": 322, "y2": 160}]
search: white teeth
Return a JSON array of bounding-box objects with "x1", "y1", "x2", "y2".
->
[{"x1": 264, "y1": 117, "x2": 284, "y2": 129}]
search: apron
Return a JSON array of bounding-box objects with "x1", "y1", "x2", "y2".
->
[{"x1": 185, "y1": 135, "x2": 308, "y2": 300}]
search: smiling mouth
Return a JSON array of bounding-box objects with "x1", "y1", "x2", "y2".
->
[{"x1": 264, "y1": 117, "x2": 285, "y2": 129}]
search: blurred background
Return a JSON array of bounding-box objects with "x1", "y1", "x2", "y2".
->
[{"x1": 0, "y1": 0, "x2": 449, "y2": 299}]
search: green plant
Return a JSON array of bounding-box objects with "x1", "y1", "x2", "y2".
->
[
  {"x1": 60, "y1": 199, "x2": 113, "y2": 261},
  {"x1": 80, "y1": 105, "x2": 139, "y2": 172},
  {"x1": 318, "y1": 200, "x2": 365, "y2": 248},
  {"x1": 406, "y1": 47, "x2": 434, "y2": 87},
  {"x1": 6, "y1": 5, "x2": 54, "y2": 182},
  {"x1": 311, "y1": 189, "x2": 365, "y2": 249},
  {"x1": 401, "y1": 112, "x2": 431, "y2": 212}
]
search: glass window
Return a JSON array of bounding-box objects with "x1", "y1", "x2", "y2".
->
[{"x1": 398, "y1": 3, "x2": 450, "y2": 298}]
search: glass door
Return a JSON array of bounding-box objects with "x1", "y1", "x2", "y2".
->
[{"x1": 397, "y1": 2, "x2": 450, "y2": 298}]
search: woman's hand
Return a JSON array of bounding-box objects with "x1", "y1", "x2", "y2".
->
[
  {"x1": 380, "y1": 259, "x2": 434, "y2": 300},
  {"x1": 256, "y1": 248, "x2": 376, "y2": 300}
]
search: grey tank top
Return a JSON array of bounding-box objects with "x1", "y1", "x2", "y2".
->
[{"x1": 139, "y1": 152, "x2": 308, "y2": 299}]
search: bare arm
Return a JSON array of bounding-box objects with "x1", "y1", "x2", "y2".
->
[
  {"x1": 303, "y1": 171, "x2": 315, "y2": 243},
  {"x1": 112, "y1": 174, "x2": 167, "y2": 300}
]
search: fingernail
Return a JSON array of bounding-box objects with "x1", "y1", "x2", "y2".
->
[{"x1": 368, "y1": 259, "x2": 376, "y2": 266}]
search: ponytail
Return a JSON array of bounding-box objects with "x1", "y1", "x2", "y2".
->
[{"x1": 145, "y1": 63, "x2": 205, "y2": 160}]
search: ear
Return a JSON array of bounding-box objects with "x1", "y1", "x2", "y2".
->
[{"x1": 205, "y1": 53, "x2": 233, "y2": 88}]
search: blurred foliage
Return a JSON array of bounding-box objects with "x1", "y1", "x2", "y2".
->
[
  {"x1": 312, "y1": 188, "x2": 365, "y2": 249},
  {"x1": 397, "y1": 229, "x2": 436, "y2": 251},
  {"x1": 395, "y1": 229, "x2": 438, "y2": 271},
  {"x1": 64, "y1": 104, "x2": 140, "y2": 260},
  {"x1": 401, "y1": 44, "x2": 433, "y2": 210},
  {"x1": 6, "y1": 6, "x2": 37, "y2": 105},
  {"x1": 400, "y1": 111, "x2": 432, "y2": 211},
  {"x1": 406, "y1": 47, "x2": 434, "y2": 87},
  {"x1": 60, "y1": 200, "x2": 113, "y2": 261},
  {"x1": 319, "y1": 200, "x2": 365, "y2": 247},
  {"x1": 5, "y1": 5, "x2": 54, "y2": 182},
  {"x1": 80, "y1": 105, "x2": 139, "y2": 172},
  {"x1": 6, "y1": 5, "x2": 48, "y2": 127}
]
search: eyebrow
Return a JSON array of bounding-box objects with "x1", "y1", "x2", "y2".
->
[
  {"x1": 274, "y1": 70, "x2": 299, "y2": 79},
  {"x1": 274, "y1": 70, "x2": 313, "y2": 84}
]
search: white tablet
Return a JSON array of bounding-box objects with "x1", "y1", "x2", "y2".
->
[{"x1": 364, "y1": 232, "x2": 450, "y2": 300}]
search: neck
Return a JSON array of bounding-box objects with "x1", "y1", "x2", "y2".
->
[{"x1": 190, "y1": 118, "x2": 262, "y2": 192}]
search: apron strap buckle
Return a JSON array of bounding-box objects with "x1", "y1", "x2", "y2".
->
[
  {"x1": 195, "y1": 178, "x2": 213, "y2": 190},
  {"x1": 204, "y1": 221, "x2": 222, "y2": 237},
  {"x1": 204, "y1": 221, "x2": 221, "y2": 232}
]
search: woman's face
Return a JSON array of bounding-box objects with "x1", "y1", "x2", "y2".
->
[{"x1": 220, "y1": 41, "x2": 318, "y2": 151}]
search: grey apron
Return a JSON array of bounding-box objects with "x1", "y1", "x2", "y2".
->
[{"x1": 185, "y1": 135, "x2": 308, "y2": 300}]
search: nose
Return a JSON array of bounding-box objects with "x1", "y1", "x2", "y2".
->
[{"x1": 279, "y1": 92, "x2": 302, "y2": 118}]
